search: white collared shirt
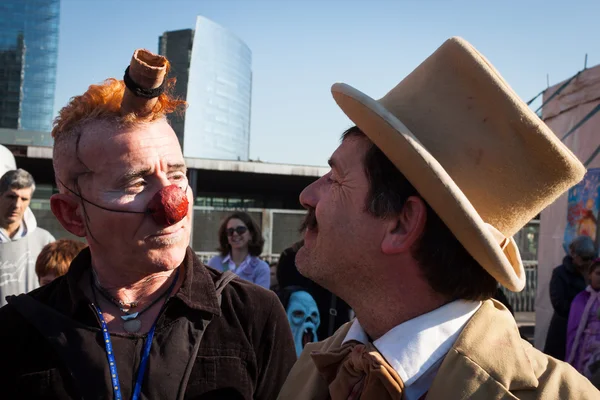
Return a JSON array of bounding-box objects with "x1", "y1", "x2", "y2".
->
[{"x1": 343, "y1": 300, "x2": 481, "y2": 400}]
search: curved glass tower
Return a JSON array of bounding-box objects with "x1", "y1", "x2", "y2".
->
[
  {"x1": 0, "y1": 0, "x2": 60, "y2": 133},
  {"x1": 184, "y1": 16, "x2": 252, "y2": 161}
]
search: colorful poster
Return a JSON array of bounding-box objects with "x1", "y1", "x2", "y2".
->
[{"x1": 564, "y1": 168, "x2": 600, "y2": 251}]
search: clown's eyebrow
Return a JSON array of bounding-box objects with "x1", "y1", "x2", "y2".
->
[
  {"x1": 117, "y1": 167, "x2": 152, "y2": 184},
  {"x1": 117, "y1": 163, "x2": 187, "y2": 186},
  {"x1": 167, "y1": 163, "x2": 187, "y2": 173}
]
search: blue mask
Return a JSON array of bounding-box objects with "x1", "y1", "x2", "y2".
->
[{"x1": 287, "y1": 291, "x2": 320, "y2": 356}]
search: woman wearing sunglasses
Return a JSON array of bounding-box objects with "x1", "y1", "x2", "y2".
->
[{"x1": 207, "y1": 212, "x2": 271, "y2": 289}]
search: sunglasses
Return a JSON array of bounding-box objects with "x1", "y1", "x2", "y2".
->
[{"x1": 226, "y1": 226, "x2": 248, "y2": 236}]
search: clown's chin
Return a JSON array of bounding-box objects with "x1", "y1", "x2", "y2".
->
[{"x1": 302, "y1": 328, "x2": 314, "y2": 347}]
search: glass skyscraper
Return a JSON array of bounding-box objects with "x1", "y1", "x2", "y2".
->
[
  {"x1": 183, "y1": 16, "x2": 252, "y2": 161},
  {"x1": 0, "y1": 0, "x2": 60, "y2": 133},
  {"x1": 159, "y1": 29, "x2": 194, "y2": 149}
]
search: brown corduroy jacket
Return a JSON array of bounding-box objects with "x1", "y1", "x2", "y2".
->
[
  {"x1": 0, "y1": 247, "x2": 296, "y2": 399},
  {"x1": 277, "y1": 300, "x2": 600, "y2": 399}
]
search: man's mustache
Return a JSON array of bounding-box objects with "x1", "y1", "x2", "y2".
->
[{"x1": 299, "y1": 208, "x2": 317, "y2": 233}]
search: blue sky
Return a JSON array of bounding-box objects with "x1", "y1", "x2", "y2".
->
[{"x1": 54, "y1": 0, "x2": 599, "y2": 166}]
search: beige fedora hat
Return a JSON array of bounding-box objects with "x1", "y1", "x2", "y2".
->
[{"x1": 331, "y1": 37, "x2": 586, "y2": 291}]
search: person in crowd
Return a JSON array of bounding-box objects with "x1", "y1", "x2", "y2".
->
[
  {"x1": 545, "y1": 235, "x2": 597, "y2": 360},
  {"x1": 0, "y1": 169, "x2": 55, "y2": 306},
  {"x1": 277, "y1": 37, "x2": 598, "y2": 399},
  {"x1": 278, "y1": 285, "x2": 321, "y2": 357},
  {"x1": 0, "y1": 48, "x2": 295, "y2": 399},
  {"x1": 35, "y1": 239, "x2": 88, "y2": 286},
  {"x1": 270, "y1": 261, "x2": 280, "y2": 292},
  {"x1": 277, "y1": 240, "x2": 352, "y2": 340},
  {"x1": 207, "y1": 211, "x2": 271, "y2": 289},
  {"x1": 566, "y1": 258, "x2": 600, "y2": 382},
  {"x1": 0, "y1": 144, "x2": 16, "y2": 177}
]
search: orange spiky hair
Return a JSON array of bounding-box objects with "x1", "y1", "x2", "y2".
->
[{"x1": 51, "y1": 49, "x2": 186, "y2": 139}]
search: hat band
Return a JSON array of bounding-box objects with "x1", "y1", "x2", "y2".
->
[{"x1": 123, "y1": 66, "x2": 165, "y2": 99}]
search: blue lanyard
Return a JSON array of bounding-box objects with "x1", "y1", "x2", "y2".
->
[
  {"x1": 93, "y1": 305, "x2": 156, "y2": 400},
  {"x1": 92, "y1": 268, "x2": 179, "y2": 400}
]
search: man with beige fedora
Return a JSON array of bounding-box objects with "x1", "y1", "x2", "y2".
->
[{"x1": 277, "y1": 37, "x2": 599, "y2": 399}]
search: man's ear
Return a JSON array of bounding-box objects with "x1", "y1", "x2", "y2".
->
[
  {"x1": 381, "y1": 196, "x2": 427, "y2": 255},
  {"x1": 50, "y1": 193, "x2": 86, "y2": 237}
]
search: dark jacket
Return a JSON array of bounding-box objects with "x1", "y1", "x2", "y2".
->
[
  {"x1": 0, "y1": 247, "x2": 296, "y2": 399},
  {"x1": 276, "y1": 242, "x2": 351, "y2": 341},
  {"x1": 544, "y1": 256, "x2": 587, "y2": 361}
]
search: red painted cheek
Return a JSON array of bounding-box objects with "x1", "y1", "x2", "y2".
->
[{"x1": 147, "y1": 185, "x2": 189, "y2": 227}]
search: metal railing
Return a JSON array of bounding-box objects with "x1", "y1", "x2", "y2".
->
[
  {"x1": 28, "y1": 197, "x2": 540, "y2": 312},
  {"x1": 501, "y1": 261, "x2": 538, "y2": 312},
  {"x1": 198, "y1": 251, "x2": 539, "y2": 313},
  {"x1": 196, "y1": 252, "x2": 280, "y2": 265}
]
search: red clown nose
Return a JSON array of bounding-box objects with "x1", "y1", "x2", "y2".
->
[{"x1": 147, "y1": 185, "x2": 189, "y2": 227}]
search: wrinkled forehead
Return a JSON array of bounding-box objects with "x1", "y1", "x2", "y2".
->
[
  {"x1": 330, "y1": 134, "x2": 372, "y2": 172},
  {"x1": 77, "y1": 119, "x2": 184, "y2": 180},
  {"x1": 8, "y1": 187, "x2": 33, "y2": 196},
  {"x1": 0, "y1": 186, "x2": 33, "y2": 197},
  {"x1": 1, "y1": 187, "x2": 30, "y2": 200}
]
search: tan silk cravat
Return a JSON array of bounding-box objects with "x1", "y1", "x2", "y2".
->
[{"x1": 311, "y1": 341, "x2": 405, "y2": 400}]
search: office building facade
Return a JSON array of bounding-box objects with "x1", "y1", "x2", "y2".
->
[
  {"x1": 161, "y1": 16, "x2": 252, "y2": 161},
  {"x1": 0, "y1": 0, "x2": 60, "y2": 133},
  {"x1": 158, "y1": 29, "x2": 194, "y2": 148}
]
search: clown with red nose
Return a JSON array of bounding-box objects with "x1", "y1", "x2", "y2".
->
[{"x1": 0, "y1": 49, "x2": 296, "y2": 399}]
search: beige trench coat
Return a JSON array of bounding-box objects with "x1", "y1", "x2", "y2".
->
[{"x1": 277, "y1": 300, "x2": 599, "y2": 399}]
